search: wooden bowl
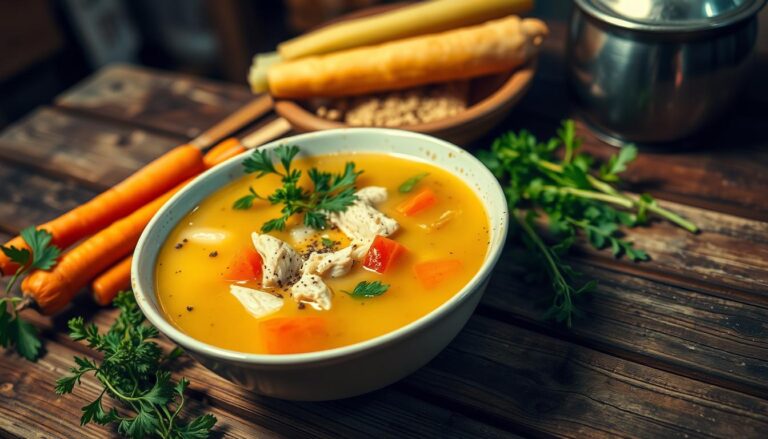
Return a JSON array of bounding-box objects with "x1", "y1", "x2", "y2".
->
[{"x1": 272, "y1": 5, "x2": 538, "y2": 145}]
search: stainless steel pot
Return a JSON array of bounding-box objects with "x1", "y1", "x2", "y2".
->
[{"x1": 567, "y1": 0, "x2": 766, "y2": 146}]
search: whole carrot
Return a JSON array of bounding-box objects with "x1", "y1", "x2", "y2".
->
[
  {"x1": 89, "y1": 140, "x2": 248, "y2": 306},
  {"x1": 202, "y1": 138, "x2": 247, "y2": 168},
  {"x1": 22, "y1": 180, "x2": 189, "y2": 315},
  {"x1": 0, "y1": 145, "x2": 205, "y2": 276},
  {"x1": 91, "y1": 256, "x2": 132, "y2": 306}
]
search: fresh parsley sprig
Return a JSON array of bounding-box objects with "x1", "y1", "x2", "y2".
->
[
  {"x1": 233, "y1": 145, "x2": 361, "y2": 232},
  {"x1": 343, "y1": 281, "x2": 390, "y2": 299},
  {"x1": 479, "y1": 120, "x2": 698, "y2": 326},
  {"x1": 0, "y1": 226, "x2": 61, "y2": 360},
  {"x1": 55, "y1": 291, "x2": 216, "y2": 439}
]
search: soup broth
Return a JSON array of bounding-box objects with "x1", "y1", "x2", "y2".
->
[{"x1": 155, "y1": 152, "x2": 489, "y2": 354}]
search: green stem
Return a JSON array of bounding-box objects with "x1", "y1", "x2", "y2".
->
[
  {"x1": 169, "y1": 392, "x2": 185, "y2": 430},
  {"x1": 537, "y1": 159, "x2": 698, "y2": 233},
  {"x1": 4, "y1": 266, "x2": 28, "y2": 296},
  {"x1": 542, "y1": 185, "x2": 634, "y2": 209},
  {"x1": 153, "y1": 405, "x2": 170, "y2": 438},
  {"x1": 514, "y1": 210, "x2": 573, "y2": 326},
  {"x1": 645, "y1": 202, "x2": 699, "y2": 233},
  {"x1": 99, "y1": 373, "x2": 142, "y2": 402}
]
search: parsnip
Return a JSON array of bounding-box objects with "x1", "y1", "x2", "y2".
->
[{"x1": 267, "y1": 16, "x2": 548, "y2": 99}]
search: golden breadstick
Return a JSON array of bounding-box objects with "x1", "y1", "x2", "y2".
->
[
  {"x1": 278, "y1": 0, "x2": 534, "y2": 60},
  {"x1": 267, "y1": 16, "x2": 548, "y2": 98}
]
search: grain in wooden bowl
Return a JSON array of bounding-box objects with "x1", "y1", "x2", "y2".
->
[{"x1": 271, "y1": 3, "x2": 541, "y2": 145}]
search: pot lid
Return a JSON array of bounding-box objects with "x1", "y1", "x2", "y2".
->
[{"x1": 575, "y1": 0, "x2": 767, "y2": 32}]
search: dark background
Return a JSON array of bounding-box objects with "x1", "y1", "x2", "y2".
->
[
  {"x1": 0, "y1": 0, "x2": 569, "y2": 130},
  {"x1": 2, "y1": 0, "x2": 765, "y2": 131}
]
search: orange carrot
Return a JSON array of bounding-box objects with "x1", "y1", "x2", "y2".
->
[
  {"x1": 22, "y1": 179, "x2": 189, "y2": 315},
  {"x1": 202, "y1": 138, "x2": 247, "y2": 168},
  {"x1": 91, "y1": 256, "x2": 133, "y2": 306},
  {"x1": 413, "y1": 258, "x2": 463, "y2": 289},
  {"x1": 0, "y1": 145, "x2": 205, "y2": 277},
  {"x1": 396, "y1": 188, "x2": 437, "y2": 216},
  {"x1": 86, "y1": 141, "x2": 249, "y2": 306},
  {"x1": 225, "y1": 247, "x2": 264, "y2": 282},
  {"x1": 259, "y1": 316, "x2": 328, "y2": 354}
]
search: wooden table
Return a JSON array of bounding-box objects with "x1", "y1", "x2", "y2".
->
[{"x1": 1, "y1": 18, "x2": 768, "y2": 439}]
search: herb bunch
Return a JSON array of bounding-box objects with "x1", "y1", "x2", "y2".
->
[
  {"x1": 233, "y1": 145, "x2": 361, "y2": 232},
  {"x1": 55, "y1": 292, "x2": 216, "y2": 438},
  {"x1": 478, "y1": 120, "x2": 698, "y2": 326},
  {"x1": 0, "y1": 226, "x2": 60, "y2": 360}
]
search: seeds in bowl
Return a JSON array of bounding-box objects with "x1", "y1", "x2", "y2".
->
[{"x1": 313, "y1": 81, "x2": 469, "y2": 127}]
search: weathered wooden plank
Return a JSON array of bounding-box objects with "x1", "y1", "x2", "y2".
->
[
  {"x1": 481, "y1": 253, "x2": 768, "y2": 398},
  {"x1": 405, "y1": 316, "x2": 768, "y2": 439},
  {"x1": 55, "y1": 64, "x2": 253, "y2": 139},
  {"x1": 69, "y1": 309, "x2": 768, "y2": 439},
  {"x1": 573, "y1": 200, "x2": 768, "y2": 301},
  {"x1": 0, "y1": 107, "x2": 182, "y2": 189},
  {"x1": 0, "y1": 161, "x2": 98, "y2": 234}
]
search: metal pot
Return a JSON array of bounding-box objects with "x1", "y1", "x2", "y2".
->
[{"x1": 567, "y1": 0, "x2": 766, "y2": 146}]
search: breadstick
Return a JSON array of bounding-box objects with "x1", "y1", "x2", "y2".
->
[
  {"x1": 278, "y1": 0, "x2": 533, "y2": 60},
  {"x1": 267, "y1": 16, "x2": 548, "y2": 99}
]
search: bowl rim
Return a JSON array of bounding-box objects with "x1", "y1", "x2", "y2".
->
[
  {"x1": 132, "y1": 128, "x2": 509, "y2": 366},
  {"x1": 273, "y1": 60, "x2": 537, "y2": 134}
]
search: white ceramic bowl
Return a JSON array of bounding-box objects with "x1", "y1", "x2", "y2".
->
[{"x1": 132, "y1": 128, "x2": 509, "y2": 401}]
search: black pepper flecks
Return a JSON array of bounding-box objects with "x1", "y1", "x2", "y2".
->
[
  {"x1": 209, "y1": 250, "x2": 218, "y2": 258},
  {"x1": 186, "y1": 306, "x2": 194, "y2": 312},
  {"x1": 174, "y1": 243, "x2": 184, "y2": 249},
  {"x1": 298, "y1": 302, "x2": 306, "y2": 310}
]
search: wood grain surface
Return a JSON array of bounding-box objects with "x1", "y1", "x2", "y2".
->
[
  {"x1": 56, "y1": 65, "x2": 253, "y2": 139},
  {"x1": 0, "y1": 7, "x2": 767, "y2": 439}
]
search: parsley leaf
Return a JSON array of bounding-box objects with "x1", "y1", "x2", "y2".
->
[
  {"x1": 9, "y1": 317, "x2": 41, "y2": 361},
  {"x1": 21, "y1": 226, "x2": 61, "y2": 270},
  {"x1": 232, "y1": 187, "x2": 262, "y2": 210},
  {"x1": 56, "y1": 291, "x2": 217, "y2": 438},
  {"x1": 234, "y1": 145, "x2": 362, "y2": 232},
  {"x1": 321, "y1": 237, "x2": 335, "y2": 249},
  {"x1": 0, "y1": 226, "x2": 61, "y2": 361},
  {"x1": 176, "y1": 414, "x2": 218, "y2": 439},
  {"x1": 599, "y1": 145, "x2": 637, "y2": 182},
  {"x1": 479, "y1": 120, "x2": 696, "y2": 326},
  {"x1": 344, "y1": 281, "x2": 390, "y2": 299},
  {"x1": 0, "y1": 245, "x2": 29, "y2": 268},
  {"x1": 398, "y1": 173, "x2": 429, "y2": 193},
  {"x1": 242, "y1": 149, "x2": 276, "y2": 177}
]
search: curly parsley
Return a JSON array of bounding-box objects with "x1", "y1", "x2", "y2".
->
[
  {"x1": 233, "y1": 145, "x2": 361, "y2": 232},
  {"x1": 55, "y1": 292, "x2": 216, "y2": 438},
  {"x1": 478, "y1": 120, "x2": 698, "y2": 326}
]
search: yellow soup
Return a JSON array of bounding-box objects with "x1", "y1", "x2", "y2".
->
[{"x1": 155, "y1": 153, "x2": 489, "y2": 354}]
